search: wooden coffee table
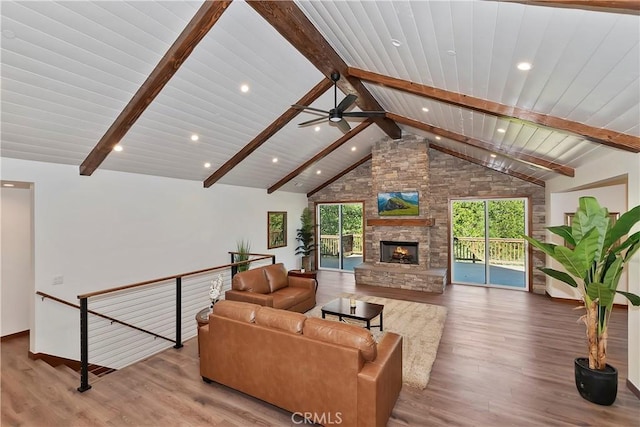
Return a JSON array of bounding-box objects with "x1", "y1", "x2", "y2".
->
[{"x1": 321, "y1": 298, "x2": 384, "y2": 331}]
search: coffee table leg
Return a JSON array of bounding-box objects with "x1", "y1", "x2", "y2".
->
[
  {"x1": 366, "y1": 320, "x2": 370, "y2": 330},
  {"x1": 380, "y1": 311, "x2": 383, "y2": 331},
  {"x1": 322, "y1": 312, "x2": 326, "y2": 319}
]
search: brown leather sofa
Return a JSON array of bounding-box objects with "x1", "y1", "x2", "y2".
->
[
  {"x1": 225, "y1": 263, "x2": 316, "y2": 313},
  {"x1": 199, "y1": 300, "x2": 403, "y2": 427}
]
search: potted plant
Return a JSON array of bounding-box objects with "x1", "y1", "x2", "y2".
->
[
  {"x1": 295, "y1": 207, "x2": 316, "y2": 272},
  {"x1": 235, "y1": 239, "x2": 251, "y2": 272},
  {"x1": 523, "y1": 196, "x2": 640, "y2": 405}
]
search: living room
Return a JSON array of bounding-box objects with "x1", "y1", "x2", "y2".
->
[{"x1": 1, "y1": 0, "x2": 639, "y2": 425}]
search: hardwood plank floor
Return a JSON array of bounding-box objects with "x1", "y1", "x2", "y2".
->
[{"x1": 2, "y1": 271, "x2": 639, "y2": 426}]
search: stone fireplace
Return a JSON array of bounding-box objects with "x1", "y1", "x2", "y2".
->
[{"x1": 354, "y1": 135, "x2": 446, "y2": 293}]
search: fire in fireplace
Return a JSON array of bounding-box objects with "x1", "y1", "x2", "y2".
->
[{"x1": 380, "y1": 241, "x2": 419, "y2": 264}]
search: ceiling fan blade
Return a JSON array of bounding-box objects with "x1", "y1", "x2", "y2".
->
[
  {"x1": 342, "y1": 111, "x2": 386, "y2": 118},
  {"x1": 334, "y1": 118, "x2": 351, "y2": 133},
  {"x1": 291, "y1": 104, "x2": 329, "y2": 114},
  {"x1": 336, "y1": 94, "x2": 357, "y2": 112},
  {"x1": 298, "y1": 116, "x2": 328, "y2": 127}
]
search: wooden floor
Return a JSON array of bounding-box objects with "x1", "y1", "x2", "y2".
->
[{"x1": 2, "y1": 271, "x2": 639, "y2": 426}]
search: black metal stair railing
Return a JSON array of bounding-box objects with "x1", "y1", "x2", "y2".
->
[{"x1": 37, "y1": 253, "x2": 275, "y2": 393}]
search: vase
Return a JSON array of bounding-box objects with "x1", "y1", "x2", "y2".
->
[{"x1": 574, "y1": 357, "x2": 618, "y2": 406}]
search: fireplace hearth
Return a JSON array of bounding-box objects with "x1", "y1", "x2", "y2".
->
[{"x1": 380, "y1": 241, "x2": 418, "y2": 264}]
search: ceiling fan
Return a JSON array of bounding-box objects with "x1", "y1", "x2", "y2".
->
[{"x1": 292, "y1": 72, "x2": 386, "y2": 133}]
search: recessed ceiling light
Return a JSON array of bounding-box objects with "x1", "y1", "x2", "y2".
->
[
  {"x1": 272, "y1": 157, "x2": 278, "y2": 163},
  {"x1": 447, "y1": 50, "x2": 456, "y2": 56},
  {"x1": 204, "y1": 162, "x2": 211, "y2": 168},
  {"x1": 517, "y1": 62, "x2": 532, "y2": 71},
  {"x1": 113, "y1": 145, "x2": 123, "y2": 152},
  {"x1": 351, "y1": 146, "x2": 357, "y2": 152},
  {"x1": 191, "y1": 134, "x2": 199, "y2": 141},
  {"x1": 314, "y1": 126, "x2": 321, "y2": 132},
  {"x1": 2, "y1": 30, "x2": 16, "y2": 39},
  {"x1": 3, "y1": 183, "x2": 15, "y2": 187},
  {"x1": 435, "y1": 136, "x2": 441, "y2": 140},
  {"x1": 490, "y1": 154, "x2": 497, "y2": 158},
  {"x1": 240, "y1": 84, "x2": 249, "y2": 93},
  {"x1": 391, "y1": 39, "x2": 402, "y2": 47},
  {"x1": 316, "y1": 170, "x2": 321, "y2": 175},
  {"x1": 421, "y1": 107, "x2": 429, "y2": 112},
  {"x1": 497, "y1": 128, "x2": 506, "y2": 133}
]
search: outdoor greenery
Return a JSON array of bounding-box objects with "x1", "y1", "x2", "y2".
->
[
  {"x1": 452, "y1": 200, "x2": 525, "y2": 238},
  {"x1": 523, "y1": 196, "x2": 640, "y2": 370},
  {"x1": 318, "y1": 204, "x2": 363, "y2": 235}
]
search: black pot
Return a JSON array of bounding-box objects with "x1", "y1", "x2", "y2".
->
[{"x1": 574, "y1": 357, "x2": 618, "y2": 406}]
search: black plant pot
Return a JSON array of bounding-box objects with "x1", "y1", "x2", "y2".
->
[{"x1": 574, "y1": 357, "x2": 618, "y2": 406}]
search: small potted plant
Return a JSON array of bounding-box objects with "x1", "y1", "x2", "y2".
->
[
  {"x1": 295, "y1": 207, "x2": 316, "y2": 272},
  {"x1": 524, "y1": 196, "x2": 639, "y2": 405}
]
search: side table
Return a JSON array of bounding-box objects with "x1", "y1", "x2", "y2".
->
[
  {"x1": 196, "y1": 307, "x2": 211, "y2": 328},
  {"x1": 288, "y1": 270, "x2": 318, "y2": 294}
]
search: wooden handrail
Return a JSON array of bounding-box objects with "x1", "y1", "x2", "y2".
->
[
  {"x1": 78, "y1": 254, "x2": 273, "y2": 299},
  {"x1": 37, "y1": 291, "x2": 174, "y2": 343}
]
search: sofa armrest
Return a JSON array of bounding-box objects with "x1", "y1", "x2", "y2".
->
[
  {"x1": 224, "y1": 290, "x2": 274, "y2": 307},
  {"x1": 357, "y1": 332, "x2": 403, "y2": 427},
  {"x1": 288, "y1": 276, "x2": 316, "y2": 291}
]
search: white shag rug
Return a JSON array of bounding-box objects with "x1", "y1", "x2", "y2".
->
[{"x1": 306, "y1": 294, "x2": 447, "y2": 389}]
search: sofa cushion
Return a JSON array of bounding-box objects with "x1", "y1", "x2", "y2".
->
[
  {"x1": 263, "y1": 263, "x2": 289, "y2": 292},
  {"x1": 303, "y1": 317, "x2": 377, "y2": 362},
  {"x1": 271, "y1": 287, "x2": 313, "y2": 310},
  {"x1": 232, "y1": 268, "x2": 270, "y2": 294},
  {"x1": 212, "y1": 300, "x2": 260, "y2": 323},
  {"x1": 255, "y1": 306, "x2": 306, "y2": 334}
]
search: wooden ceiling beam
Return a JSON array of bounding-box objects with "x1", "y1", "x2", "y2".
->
[
  {"x1": 246, "y1": 0, "x2": 401, "y2": 140},
  {"x1": 430, "y1": 144, "x2": 545, "y2": 187},
  {"x1": 307, "y1": 153, "x2": 372, "y2": 197},
  {"x1": 501, "y1": 1, "x2": 640, "y2": 14},
  {"x1": 387, "y1": 112, "x2": 574, "y2": 177},
  {"x1": 79, "y1": 0, "x2": 232, "y2": 176},
  {"x1": 267, "y1": 120, "x2": 373, "y2": 194},
  {"x1": 203, "y1": 77, "x2": 333, "y2": 188},
  {"x1": 348, "y1": 67, "x2": 640, "y2": 153}
]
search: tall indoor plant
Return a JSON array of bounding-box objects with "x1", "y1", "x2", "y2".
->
[
  {"x1": 235, "y1": 239, "x2": 251, "y2": 272},
  {"x1": 524, "y1": 196, "x2": 640, "y2": 405},
  {"x1": 295, "y1": 207, "x2": 316, "y2": 271}
]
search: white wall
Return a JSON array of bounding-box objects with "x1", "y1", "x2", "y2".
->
[
  {"x1": 547, "y1": 150, "x2": 640, "y2": 393},
  {"x1": 0, "y1": 158, "x2": 307, "y2": 360},
  {"x1": 547, "y1": 184, "x2": 628, "y2": 304},
  {"x1": 1, "y1": 185, "x2": 34, "y2": 336}
]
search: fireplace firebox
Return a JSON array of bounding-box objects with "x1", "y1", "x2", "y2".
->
[{"x1": 380, "y1": 241, "x2": 418, "y2": 264}]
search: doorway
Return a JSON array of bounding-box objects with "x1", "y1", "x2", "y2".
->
[
  {"x1": 451, "y1": 198, "x2": 528, "y2": 290},
  {"x1": 317, "y1": 203, "x2": 363, "y2": 272}
]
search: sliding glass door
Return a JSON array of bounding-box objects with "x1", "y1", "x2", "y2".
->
[
  {"x1": 451, "y1": 198, "x2": 528, "y2": 290},
  {"x1": 317, "y1": 203, "x2": 363, "y2": 272}
]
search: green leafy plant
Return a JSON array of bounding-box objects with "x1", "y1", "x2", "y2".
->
[
  {"x1": 235, "y1": 239, "x2": 251, "y2": 272},
  {"x1": 295, "y1": 207, "x2": 316, "y2": 270},
  {"x1": 523, "y1": 196, "x2": 640, "y2": 370}
]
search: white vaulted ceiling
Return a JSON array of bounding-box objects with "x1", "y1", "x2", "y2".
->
[{"x1": 1, "y1": 0, "x2": 639, "y2": 194}]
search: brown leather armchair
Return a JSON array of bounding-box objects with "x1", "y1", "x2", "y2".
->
[
  {"x1": 224, "y1": 263, "x2": 316, "y2": 313},
  {"x1": 199, "y1": 300, "x2": 403, "y2": 427}
]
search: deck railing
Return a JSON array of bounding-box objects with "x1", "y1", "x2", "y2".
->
[
  {"x1": 454, "y1": 237, "x2": 525, "y2": 265},
  {"x1": 38, "y1": 253, "x2": 275, "y2": 393},
  {"x1": 320, "y1": 234, "x2": 363, "y2": 256}
]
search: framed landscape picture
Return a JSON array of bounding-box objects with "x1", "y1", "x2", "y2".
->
[
  {"x1": 267, "y1": 211, "x2": 287, "y2": 249},
  {"x1": 377, "y1": 191, "x2": 419, "y2": 216}
]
